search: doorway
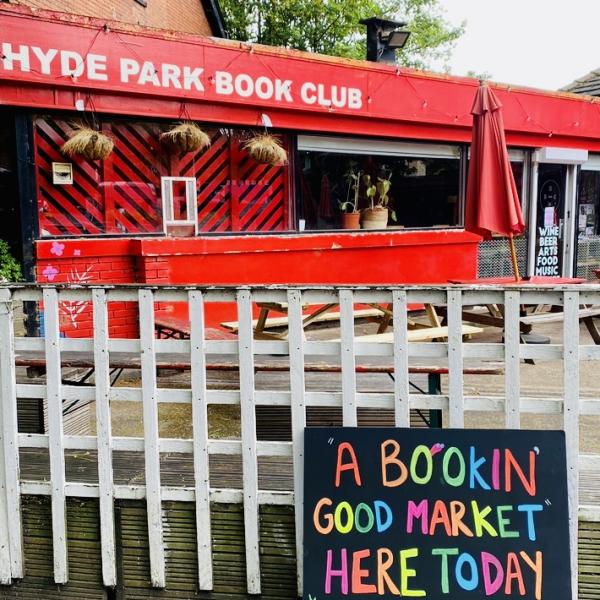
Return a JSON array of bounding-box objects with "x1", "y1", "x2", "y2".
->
[
  {"x1": 532, "y1": 163, "x2": 567, "y2": 277},
  {"x1": 0, "y1": 110, "x2": 22, "y2": 266}
]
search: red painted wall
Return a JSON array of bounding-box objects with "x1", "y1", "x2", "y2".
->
[
  {"x1": 36, "y1": 231, "x2": 479, "y2": 331},
  {"x1": 36, "y1": 239, "x2": 138, "y2": 337},
  {"x1": 134, "y1": 230, "x2": 480, "y2": 324}
]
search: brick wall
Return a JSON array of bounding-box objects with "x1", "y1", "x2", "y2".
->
[
  {"x1": 36, "y1": 239, "x2": 139, "y2": 338},
  {"x1": 13, "y1": 0, "x2": 213, "y2": 35}
]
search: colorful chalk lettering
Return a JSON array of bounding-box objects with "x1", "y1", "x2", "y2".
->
[{"x1": 303, "y1": 428, "x2": 570, "y2": 599}]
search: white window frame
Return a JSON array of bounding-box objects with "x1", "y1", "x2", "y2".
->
[{"x1": 161, "y1": 176, "x2": 198, "y2": 235}]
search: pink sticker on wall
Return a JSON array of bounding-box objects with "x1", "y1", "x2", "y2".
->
[
  {"x1": 50, "y1": 241, "x2": 65, "y2": 256},
  {"x1": 42, "y1": 265, "x2": 59, "y2": 281}
]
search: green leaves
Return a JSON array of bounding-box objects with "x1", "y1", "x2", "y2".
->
[
  {"x1": 219, "y1": 0, "x2": 464, "y2": 70},
  {"x1": 0, "y1": 240, "x2": 21, "y2": 282}
]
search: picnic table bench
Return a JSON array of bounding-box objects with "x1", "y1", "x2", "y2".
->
[
  {"x1": 350, "y1": 324, "x2": 483, "y2": 343},
  {"x1": 445, "y1": 304, "x2": 600, "y2": 343},
  {"x1": 14, "y1": 348, "x2": 503, "y2": 434}
]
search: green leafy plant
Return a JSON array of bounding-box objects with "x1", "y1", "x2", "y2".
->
[
  {"x1": 0, "y1": 240, "x2": 22, "y2": 282},
  {"x1": 339, "y1": 167, "x2": 362, "y2": 214},
  {"x1": 363, "y1": 171, "x2": 397, "y2": 221}
]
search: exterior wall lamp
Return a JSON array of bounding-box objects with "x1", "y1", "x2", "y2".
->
[{"x1": 359, "y1": 17, "x2": 411, "y2": 64}]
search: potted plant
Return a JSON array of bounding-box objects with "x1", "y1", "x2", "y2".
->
[
  {"x1": 339, "y1": 168, "x2": 362, "y2": 229},
  {"x1": 61, "y1": 124, "x2": 114, "y2": 160},
  {"x1": 361, "y1": 171, "x2": 396, "y2": 230},
  {"x1": 243, "y1": 133, "x2": 287, "y2": 165},
  {"x1": 0, "y1": 240, "x2": 22, "y2": 282},
  {"x1": 160, "y1": 122, "x2": 211, "y2": 153}
]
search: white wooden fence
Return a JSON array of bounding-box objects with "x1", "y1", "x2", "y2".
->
[{"x1": 0, "y1": 283, "x2": 599, "y2": 598}]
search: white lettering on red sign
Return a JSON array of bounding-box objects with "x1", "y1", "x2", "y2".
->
[{"x1": 0, "y1": 41, "x2": 365, "y2": 111}]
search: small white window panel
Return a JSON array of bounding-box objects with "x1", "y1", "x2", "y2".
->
[
  {"x1": 533, "y1": 147, "x2": 588, "y2": 165},
  {"x1": 582, "y1": 153, "x2": 600, "y2": 171},
  {"x1": 52, "y1": 162, "x2": 73, "y2": 185},
  {"x1": 161, "y1": 177, "x2": 198, "y2": 235},
  {"x1": 297, "y1": 135, "x2": 460, "y2": 159}
]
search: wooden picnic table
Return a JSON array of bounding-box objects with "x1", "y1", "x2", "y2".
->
[
  {"x1": 220, "y1": 301, "x2": 459, "y2": 340},
  {"x1": 221, "y1": 302, "x2": 395, "y2": 339},
  {"x1": 443, "y1": 276, "x2": 600, "y2": 343}
]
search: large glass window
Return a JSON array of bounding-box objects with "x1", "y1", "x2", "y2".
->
[
  {"x1": 34, "y1": 116, "x2": 291, "y2": 238},
  {"x1": 297, "y1": 136, "x2": 461, "y2": 231}
]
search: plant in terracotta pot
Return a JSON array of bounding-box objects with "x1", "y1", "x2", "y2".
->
[
  {"x1": 360, "y1": 171, "x2": 396, "y2": 230},
  {"x1": 338, "y1": 168, "x2": 362, "y2": 229}
]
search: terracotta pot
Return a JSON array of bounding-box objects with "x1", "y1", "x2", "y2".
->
[
  {"x1": 361, "y1": 206, "x2": 389, "y2": 230},
  {"x1": 341, "y1": 212, "x2": 361, "y2": 229}
]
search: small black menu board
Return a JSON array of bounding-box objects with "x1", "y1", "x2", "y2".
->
[{"x1": 303, "y1": 428, "x2": 570, "y2": 600}]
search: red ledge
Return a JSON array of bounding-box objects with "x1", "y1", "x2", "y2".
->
[
  {"x1": 133, "y1": 229, "x2": 481, "y2": 257},
  {"x1": 36, "y1": 238, "x2": 134, "y2": 259}
]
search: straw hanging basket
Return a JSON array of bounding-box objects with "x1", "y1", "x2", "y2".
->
[
  {"x1": 61, "y1": 126, "x2": 114, "y2": 161},
  {"x1": 243, "y1": 134, "x2": 287, "y2": 166},
  {"x1": 160, "y1": 122, "x2": 211, "y2": 153}
]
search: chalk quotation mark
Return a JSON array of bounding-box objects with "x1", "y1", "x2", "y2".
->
[
  {"x1": 545, "y1": 499, "x2": 551, "y2": 506},
  {"x1": 533, "y1": 446, "x2": 540, "y2": 455},
  {"x1": 328, "y1": 438, "x2": 334, "y2": 445}
]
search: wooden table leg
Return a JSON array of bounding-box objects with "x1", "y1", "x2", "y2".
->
[
  {"x1": 583, "y1": 315, "x2": 600, "y2": 344},
  {"x1": 255, "y1": 307, "x2": 270, "y2": 336}
]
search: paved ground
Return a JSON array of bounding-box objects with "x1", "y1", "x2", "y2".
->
[{"x1": 11, "y1": 302, "x2": 600, "y2": 452}]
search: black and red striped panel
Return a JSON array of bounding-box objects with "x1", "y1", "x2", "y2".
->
[
  {"x1": 101, "y1": 122, "x2": 163, "y2": 234},
  {"x1": 33, "y1": 117, "x2": 291, "y2": 237},
  {"x1": 230, "y1": 134, "x2": 288, "y2": 232},
  {"x1": 34, "y1": 118, "x2": 105, "y2": 236}
]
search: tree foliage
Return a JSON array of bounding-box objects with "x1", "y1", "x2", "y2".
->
[
  {"x1": 220, "y1": 0, "x2": 464, "y2": 70},
  {"x1": 0, "y1": 240, "x2": 21, "y2": 282}
]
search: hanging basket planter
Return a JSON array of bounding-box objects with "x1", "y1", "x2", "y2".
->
[
  {"x1": 61, "y1": 127, "x2": 114, "y2": 161},
  {"x1": 243, "y1": 134, "x2": 287, "y2": 166},
  {"x1": 160, "y1": 122, "x2": 211, "y2": 153}
]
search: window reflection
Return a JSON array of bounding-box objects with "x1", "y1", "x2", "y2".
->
[{"x1": 298, "y1": 151, "x2": 460, "y2": 230}]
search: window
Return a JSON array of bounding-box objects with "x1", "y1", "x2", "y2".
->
[
  {"x1": 34, "y1": 117, "x2": 291, "y2": 238},
  {"x1": 297, "y1": 135, "x2": 461, "y2": 231},
  {"x1": 162, "y1": 177, "x2": 197, "y2": 236}
]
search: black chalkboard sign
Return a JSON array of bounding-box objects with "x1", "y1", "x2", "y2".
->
[{"x1": 303, "y1": 428, "x2": 570, "y2": 600}]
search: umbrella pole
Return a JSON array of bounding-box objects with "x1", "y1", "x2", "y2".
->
[{"x1": 508, "y1": 236, "x2": 521, "y2": 281}]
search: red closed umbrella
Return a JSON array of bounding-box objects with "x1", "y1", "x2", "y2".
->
[{"x1": 465, "y1": 83, "x2": 525, "y2": 280}]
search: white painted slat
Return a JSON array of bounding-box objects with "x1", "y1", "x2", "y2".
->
[
  {"x1": 287, "y1": 289, "x2": 306, "y2": 595},
  {"x1": 447, "y1": 289, "x2": 464, "y2": 428},
  {"x1": 92, "y1": 290, "x2": 116, "y2": 587},
  {"x1": 504, "y1": 291, "x2": 520, "y2": 428},
  {"x1": 0, "y1": 290, "x2": 18, "y2": 582},
  {"x1": 236, "y1": 290, "x2": 261, "y2": 594},
  {"x1": 392, "y1": 290, "x2": 410, "y2": 427},
  {"x1": 138, "y1": 289, "x2": 165, "y2": 588},
  {"x1": 43, "y1": 289, "x2": 68, "y2": 583},
  {"x1": 14, "y1": 336, "x2": 44, "y2": 351},
  {"x1": 563, "y1": 291, "x2": 579, "y2": 596},
  {"x1": 189, "y1": 291, "x2": 213, "y2": 590},
  {"x1": 339, "y1": 289, "x2": 357, "y2": 426}
]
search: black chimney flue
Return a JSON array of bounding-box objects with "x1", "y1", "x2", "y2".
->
[{"x1": 359, "y1": 17, "x2": 410, "y2": 63}]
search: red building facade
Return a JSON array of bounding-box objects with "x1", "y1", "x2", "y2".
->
[{"x1": 3, "y1": 5, "x2": 600, "y2": 335}]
